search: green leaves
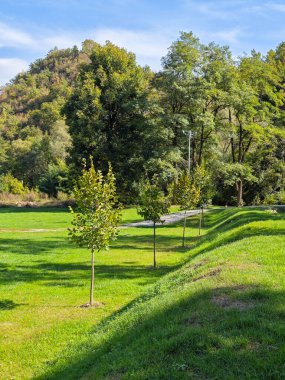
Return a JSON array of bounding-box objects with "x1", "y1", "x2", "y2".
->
[
  {"x1": 137, "y1": 182, "x2": 170, "y2": 223},
  {"x1": 219, "y1": 163, "x2": 258, "y2": 187},
  {"x1": 171, "y1": 171, "x2": 200, "y2": 211},
  {"x1": 69, "y1": 160, "x2": 121, "y2": 251}
]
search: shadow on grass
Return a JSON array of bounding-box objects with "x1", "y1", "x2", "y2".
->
[
  {"x1": 0, "y1": 299, "x2": 26, "y2": 310},
  {"x1": 0, "y1": 259, "x2": 177, "y2": 288},
  {"x1": 34, "y1": 284, "x2": 285, "y2": 380},
  {"x1": 0, "y1": 208, "x2": 283, "y2": 288}
]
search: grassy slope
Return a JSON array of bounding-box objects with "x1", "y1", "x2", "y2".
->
[
  {"x1": 0, "y1": 206, "x2": 193, "y2": 380},
  {"x1": 32, "y1": 207, "x2": 285, "y2": 380}
]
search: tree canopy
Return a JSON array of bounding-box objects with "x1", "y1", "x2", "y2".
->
[{"x1": 1, "y1": 33, "x2": 285, "y2": 205}]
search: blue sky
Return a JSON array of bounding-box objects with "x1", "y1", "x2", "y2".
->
[{"x1": 0, "y1": 0, "x2": 285, "y2": 85}]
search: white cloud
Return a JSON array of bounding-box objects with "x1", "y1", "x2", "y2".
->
[
  {"x1": 0, "y1": 22, "x2": 35, "y2": 48},
  {"x1": 0, "y1": 21, "x2": 171, "y2": 70},
  {"x1": 0, "y1": 58, "x2": 29, "y2": 85},
  {"x1": 266, "y1": 2, "x2": 285, "y2": 12},
  {"x1": 42, "y1": 34, "x2": 81, "y2": 50},
  {"x1": 212, "y1": 27, "x2": 245, "y2": 44},
  {"x1": 90, "y1": 28, "x2": 170, "y2": 69},
  {"x1": 0, "y1": 26, "x2": 172, "y2": 83}
]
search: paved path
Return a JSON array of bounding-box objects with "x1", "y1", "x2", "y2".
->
[{"x1": 122, "y1": 209, "x2": 202, "y2": 228}]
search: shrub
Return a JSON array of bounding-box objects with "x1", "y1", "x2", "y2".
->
[
  {"x1": 264, "y1": 190, "x2": 285, "y2": 205},
  {"x1": 0, "y1": 174, "x2": 26, "y2": 195}
]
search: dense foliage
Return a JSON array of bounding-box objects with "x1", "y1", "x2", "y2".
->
[{"x1": 1, "y1": 34, "x2": 285, "y2": 205}]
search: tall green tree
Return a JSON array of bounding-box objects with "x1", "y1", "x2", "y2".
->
[
  {"x1": 220, "y1": 53, "x2": 284, "y2": 206},
  {"x1": 64, "y1": 41, "x2": 175, "y2": 201},
  {"x1": 69, "y1": 160, "x2": 121, "y2": 306},
  {"x1": 156, "y1": 32, "x2": 234, "y2": 171}
]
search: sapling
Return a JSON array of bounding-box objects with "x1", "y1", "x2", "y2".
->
[
  {"x1": 138, "y1": 182, "x2": 169, "y2": 268},
  {"x1": 172, "y1": 171, "x2": 200, "y2": 247},
  {"x1": 69, "y1": 159, "x2": 121, "y2": 306}
]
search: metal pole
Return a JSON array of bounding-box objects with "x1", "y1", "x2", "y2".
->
[{"x1": 188, "y1": 131, "x2": 192, "y2": 175}]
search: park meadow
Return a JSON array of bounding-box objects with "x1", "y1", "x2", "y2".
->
[{"x1": 1, "y1": 206, "x2": 285, "y2": 379}]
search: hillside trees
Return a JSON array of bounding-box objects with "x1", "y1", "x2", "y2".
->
[
  {"x1": 0, "y1": 45, "x2": 88, "y2": 194},
  {"x1": 1, "y1": 34, "x2": 285, "y2": 204}
]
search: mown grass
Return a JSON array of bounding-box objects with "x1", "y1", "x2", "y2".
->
[
  {"x1": 0, "y1": 206, "x2": 197, "y2": 380},
  {"x1": 2, "y1": 206, "x2": 285, "y2": 379},
  {"x1": 0, "y1": 205, "x2": 180, "y2": 230},
  {"x1": 33, "y1": 207, "x2": 285, "y2": 380},
  {"x1": 0, "y1": 206, "x2": 140, "y2": 229}
]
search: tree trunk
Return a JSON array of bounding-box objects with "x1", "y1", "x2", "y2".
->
[
  {"x1": 90, "y1": 246, "x2": 95, "y2": 306},
  {"x1": 237, "y1": 180, "x2": 243, "y2": 207},
  {"x1": 153, "y1": 222, "x2": 156, "y2": 268},
  {"x1": 182, "y1": 210, "x2": 187, "y2": 247}
]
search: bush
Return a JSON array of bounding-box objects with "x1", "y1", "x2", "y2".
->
[
  {"x1": 39, "y1": 163, "x2": 69, "y2": 197},
  {"x1": 263, "y1": 191, "x2": 285, "y2": 205},
  {"x1": 0, "y1": 174, "x2": 26, "y2": 195}
]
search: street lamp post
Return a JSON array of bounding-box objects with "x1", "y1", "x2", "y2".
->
[{"x1": 188, "y1": 130, "x2": 192, "y2": 175}]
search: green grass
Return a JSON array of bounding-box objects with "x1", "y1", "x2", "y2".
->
[
  {"x1": 0, "y1": 205, "x2": 180, "y2": 230},
  {"x1": 0, "y1": 205, "x2": 197, "y2": 380},
  {"x1": 2, "y1": 206, "x2": 285, "y2": 379},
  {"x1": 0, "y1": 206, "x2": 140, "y2": 229}
]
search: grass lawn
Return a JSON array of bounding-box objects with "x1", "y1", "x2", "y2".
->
[
  {"x1": 0, "y1": 206, "x2": 197, "y2": 380},
  {"x1": 0, "y1": 205, "x2": 180, "y2": 230},
  {"x1": 2, "y1": 206, "x2": 285, "y2": 379}
]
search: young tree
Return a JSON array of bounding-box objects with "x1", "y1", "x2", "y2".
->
[
  {"x1": 172, "y1": 171, "x2": 200, "y2": 247},
  {"x1": 138, "y1": 182, "x2": 170, "y2": 268},
  {"x1": 69, "y1": 160, "x2": 121, "y2": 307}
]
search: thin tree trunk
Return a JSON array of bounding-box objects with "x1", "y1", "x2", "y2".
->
[
  {"x1": 237, "y1": 180, "x2": 243, "y2": 207},
  {"x1": 153, "y1": 222, "x2": 156, "y2": 268},
  {"x1": 198, "y1": 208, "x2": 202, "y2": 236},
  {"x1": 90, "y1": 246, "x2": 95, "y2": 306},
  {"x1": 182, "y1": 210, "x2": 187, "y2": 247}
]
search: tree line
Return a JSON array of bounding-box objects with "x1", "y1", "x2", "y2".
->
[{"x1": 1, "y1": 32, "x2": 285, "y2": 206}]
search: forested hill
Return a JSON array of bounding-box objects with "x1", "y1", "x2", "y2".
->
[
  {"x1": 0, "y1": 40, "x2": 94, "y2": 195},
  {"x1": 1, "y1": 33, "x2": 285, "y2": 205}
]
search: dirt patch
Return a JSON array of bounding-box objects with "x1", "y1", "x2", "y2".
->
[
  {"x1": 212, "y1": 295, "x2": 254, "y2": 310},
  {"x1": 247, "y1": 341, "x2": 261, "y2": 352},
  {"x1": 192, "y1": 268, "x2": 222, "y2": 282},
  {"x1": 79, "y1": 301, "x2": 104, "y2": 308},
  {"x1": 183, "y1": 314, "x2": 203, "y2": 327},
  {"x1": 191, "y1": 259, "x2": 209, "y2": 271}
]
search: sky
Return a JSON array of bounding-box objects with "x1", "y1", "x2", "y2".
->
[{"x1": 0, "y1": 0, "x2": 285, "y2": 85}]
